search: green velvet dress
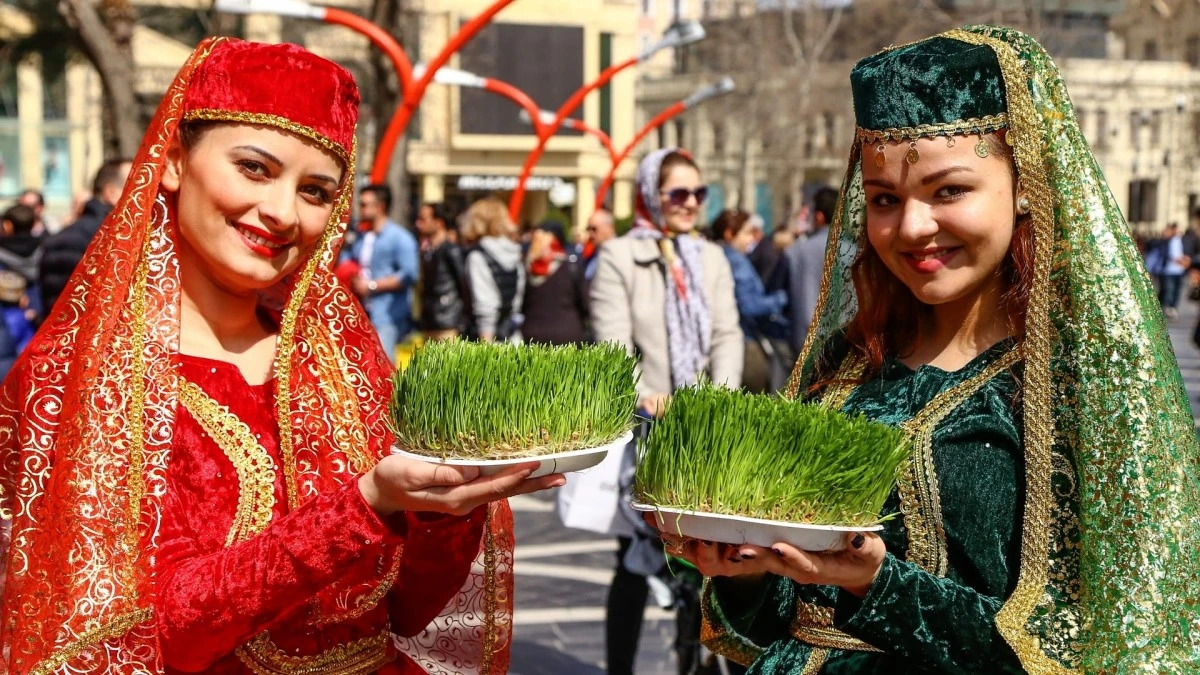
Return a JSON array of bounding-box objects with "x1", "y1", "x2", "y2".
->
[{"x1": 704, "y1": 339, "x2": 1037, "y2": 674}]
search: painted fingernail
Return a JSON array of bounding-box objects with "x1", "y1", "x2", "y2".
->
[
  {"x1": 851, "y1": 533, "x2": 865, "y2": 549},
  {"x1": 771, "y1": 547, "x2": 784, "y2": 557},
  {"x1": 739, "y1": 551, "x2": 757, "y2": 560}
]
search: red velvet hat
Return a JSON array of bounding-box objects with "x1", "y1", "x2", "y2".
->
[{"x1": 181, "y1": 39, "x2": 359, "y2": 164}]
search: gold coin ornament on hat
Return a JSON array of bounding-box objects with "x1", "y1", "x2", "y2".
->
[
  {"x1": 975, "y1": 137, "x2": 991, "y2": 158},
  {"x1": 905, "y1": 141, "x2": 920, "y2": 165},
  {"x1": 874, "y1": 144, "x2": 886, "y2": 168}
]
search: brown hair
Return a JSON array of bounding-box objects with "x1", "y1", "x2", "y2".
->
[
  {"x1": 839, "y1": 130, "x2": 1032, "y2": 381},
  {"x1": 658, "y1": 151, "x2": 700, "y2": 189},
  {"x1": 460, "y1": 197, "x2": 516, "y2": 245},
  {"x1": 710, "y1": 209, "x2": 751, "y2": 242}
]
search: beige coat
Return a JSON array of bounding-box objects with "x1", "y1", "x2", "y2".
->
[{"x1": 590, "y1": 236, "x2": 743, "y2": 399}]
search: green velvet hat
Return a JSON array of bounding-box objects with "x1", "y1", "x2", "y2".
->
[{"x1": 851, "y1": 35, "x2": 1010, "y2": 164}]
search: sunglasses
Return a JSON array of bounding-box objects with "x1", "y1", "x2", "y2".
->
[{"x1": 661, "y1": 186, "x2": 708, "y2": 206}]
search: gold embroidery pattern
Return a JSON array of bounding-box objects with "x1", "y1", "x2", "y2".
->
[
  {"x1": 699, "y1": 580, "x2": 764, "y2": 667},
  {"x1": 788, "y1": 601, "x2": 882, "y2": 653},
  {"x1": 274, "y1": 138, "x2": 356, "y2": 510},
  {"x1": 799, "y1": 648, "x2": 830, "y2": 675},
  {"x1": 29, "y1": 609, "x2": 155, "y2": 675},
  {"x1": 481, "y1": 507, "x2": 498, "y2": 674},
  {"x1": 855, "y1": 113, "x2": 1009, "y2": 144},
  {"x1": 236, "y1": 628, "x2": 392, "y2": 675},
  {"x1": 178, "y1": 379, "x2": 277, "y2": 545},
  {"x1": 899, "y1": 346, "x2": 1023, "y2": 576},
  {"x1": 313, "y1": 553, "x2": 402, "y2": 627},
  {"x1": 820, "y1": 354, "x2": 867, "y2": 411},
  {"x1": 944, "y1": 28, "x2": 1067, "y2": 675},
  {"x1": 183, "y1": 109, "x2": 350, "y2": 165}
]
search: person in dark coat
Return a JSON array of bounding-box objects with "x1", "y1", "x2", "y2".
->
[
  {"x1": 416, "y1": 202, "x2": 472, "y2": 340},
  {"x1": 522, "y1": 219, "x2": 589, "y2": 345},
  {"x1": 37, "y1": 158, "x2": 132, "y2": 314}
]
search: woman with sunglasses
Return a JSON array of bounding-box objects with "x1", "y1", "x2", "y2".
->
[{"x1": 591, "y1": 147, "x2": 743, "y2": 675}]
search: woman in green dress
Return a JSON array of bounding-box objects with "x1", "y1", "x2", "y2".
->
[{"x1": 662, "y1": 26, "x2": 1200, "y2": 674}]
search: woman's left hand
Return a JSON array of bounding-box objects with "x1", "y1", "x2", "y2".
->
[{"x1": 733, "y1": 533, "x2": 887, "y2": 598}]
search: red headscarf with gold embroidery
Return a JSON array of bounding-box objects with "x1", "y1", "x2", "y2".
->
[{"x1": 0, "y1": 37, "x2": 513, "y2": 673}]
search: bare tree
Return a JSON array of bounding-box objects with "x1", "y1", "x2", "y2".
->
[{"x1": 59, "y1": 0, "x2": 142, "y2": 157}]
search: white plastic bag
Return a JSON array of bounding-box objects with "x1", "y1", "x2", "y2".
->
[{"x1": 555, "y1": 439, "x2": 635, "y2": 537}]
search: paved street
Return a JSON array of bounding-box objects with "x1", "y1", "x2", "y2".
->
[{"x1": 509, "y1": 299, "x2": 1200, "y2": 675}]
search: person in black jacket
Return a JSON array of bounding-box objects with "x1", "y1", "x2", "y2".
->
[
  {"x1": 415, "y1": 202, "x2": 471, "y2": 339},
  {"x1": 522, "y1": 219, "x2": 589, "y2": 345},
  {"x1": 37, "y1": 158, "x2": 131, "y2": 315}
]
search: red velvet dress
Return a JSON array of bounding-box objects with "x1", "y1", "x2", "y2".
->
[{"x1": 156, "y1": 355, "x2": 485, "y2": 673}]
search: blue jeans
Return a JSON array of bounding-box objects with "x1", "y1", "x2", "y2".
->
[
  {"x1": 374, "y1": 322, "x2": 406, "y2": 364},
  {"x1": 1159, "y1": 273, "x2": 1184, "y2": 310}
]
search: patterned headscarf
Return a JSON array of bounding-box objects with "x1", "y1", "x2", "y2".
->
[
  {"x1": 0, "y1": 38, "x2": 513, "y2": 674},
  {"x1": 628, "y1": 147, "x2": 712, "y2": 389}
]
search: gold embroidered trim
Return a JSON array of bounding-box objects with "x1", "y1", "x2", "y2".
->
[
  {"x1": 481, "y1": 506, "x2": 499, "y2": 673},
  {"x1": 178, "y1": 379, "x2": 277, "y2": 545},
  {"x1": 274, "y1": 138, "x2": 356, "y2": 510},
  {"x1": 821, "y1": 354, "x2": 867, "y2": 411},
  {"x1": 944, "y1": 28, "x2": 1069, "y2": 675},
  {"x1": 899, "y1": 346, "x2": 1023, "y2": 577},
  {"x1": 123, "y1": 217, "x2": 154, "y2": 556},
  {"x1": 30, "y1": 609, "x2": 154, "y2": 675},
  {"x1": 799, "y1": 648, "x2": 830, "y2": 675},
  {"x1": 236, "y1": 628, "x2": 391, "y2": 675},
  {"x1": 856, "y1": 113, "x2": 1009, "y2": 143},
  {"x1": 699, "y1": 579, "x2": 765, "y2": 667},
  {"x1": 183, "y1": 109, "x2": 350, "y2": 165},
  {"x1": 789, "y1": 600, "x2": 882, "y2": 653},
  {"x1": 312, "y1": 553, "x2": 402, "y2": 627}
]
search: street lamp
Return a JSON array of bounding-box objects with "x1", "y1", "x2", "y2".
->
[
  {"x1": 215, "y1": 0, "x2": 518, "y2": 184},
  {"x1": 417, "y1": 64, "x2": 551, "y2": 138},
  {"x1": 518, "y1": 108, "x2": 618, "y2": 162},
  {"x1": 507, "y1": 20, "x2": 707, "y2": 222},
  {"x1": 594, "y1": 76, "x2": 735, "y2": 210}
]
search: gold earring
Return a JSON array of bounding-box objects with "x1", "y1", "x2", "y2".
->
[
  {"x1": 975, "y1": 137, "x2": 991, "y2": 158},
  {"x1": 905, "y1": 140, "x2": 919, "y2": 165},
  {"x1": 874, "y1": 144, "x2": 886, "y2": 168},
  {"x1": 1017, "y1": 196, "x2": 1031, "y2": 215}
]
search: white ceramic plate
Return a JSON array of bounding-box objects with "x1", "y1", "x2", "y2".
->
[
  {"x1": 631, "y1": 503, "x2": 884, "y2": 553},
  {"x1": 391, "y1": 431, "x2": 634, "y2": 479}
]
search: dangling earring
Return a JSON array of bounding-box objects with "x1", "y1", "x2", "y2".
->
[
  {"x1": 905, "y1": 140, "x2": 919, "y2": 165},
  {"x1": 874, "y1": 144, "x2": 886, "y2": 168},
  {"x1": 1017, "y1": 196, "x2": 1031, "y2": 216}
]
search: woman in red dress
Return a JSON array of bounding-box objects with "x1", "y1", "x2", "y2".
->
[{"x1": 0, "y1": 38, "x2": 560, "y2": 674}]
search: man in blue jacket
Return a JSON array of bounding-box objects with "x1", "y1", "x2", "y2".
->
[{"x1": 350, "y1": 184, "x2": 419, "y2": 363}]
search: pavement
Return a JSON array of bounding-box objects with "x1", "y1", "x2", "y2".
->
[{"x1": 508, "y1": 299, "x2": 1200, "y2": 675}]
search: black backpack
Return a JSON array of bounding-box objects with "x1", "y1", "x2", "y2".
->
[{"x1": 474, "y1": 247, "x2": 520, "y2": 340}]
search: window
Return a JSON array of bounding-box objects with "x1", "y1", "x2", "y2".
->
[
  {"x1": 824, "y1": 113, "x2": 838, "y2": 150},
  {"x1": 599, "y1": 32, "x2": 613, "y2": 136},
  {"x1": 657, "y1": 125, "x2": 666, "y2": 149},
  {"x1": 1150, "y1": 110, "x2": 1162, "y2": 147},
  {"x1": 1076, "y1": 108, "x2": 1087, "y2": 141},
  {"x1": 1128, "y1": 179, "x2": 1159, "y2": 223},
  {"x1": 674, "y1": 119, "x2": 687, "y2": 147},
  {"x1": 1143, "y1": 40, "x2": 1158, "y2": 60},
  {"x1": 1096, "y1": 109, "x2": 1108, "y2": 147},
  {"x1": 711, "y1": 120, "x2": 725, "y2": 156},
  {"x1": 1130, "y1": 111, "x2": 1142, "y2": 146},
  {"x1": 1187, "y1": 36, "x2": 1200, "y2": 67}
]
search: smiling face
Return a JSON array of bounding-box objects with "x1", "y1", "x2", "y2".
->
[
  {"x1": 861, "y1": 135, "x2": 1017, "y2": 310},
  {"x1": 659, "y1": 163, "x2": 704, "y2": 235},
  {"x1": 162, "y1": 123, "x2": 344, "y2": 296}
]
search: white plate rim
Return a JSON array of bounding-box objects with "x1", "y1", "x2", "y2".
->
[
  {"x1": 391, "y1": 430, "x2": 634, "y2": 467},
  {"x1": 630, "y1": 502, "x2": 885, "y2": 533}
]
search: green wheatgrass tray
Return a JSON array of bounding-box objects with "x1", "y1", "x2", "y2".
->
[
  {"x1": 389, "y1": 341, "x2": 638, "y2": 473},
  {"x1": 633, "y1": 384, "x2": 909, "y2": 551}
]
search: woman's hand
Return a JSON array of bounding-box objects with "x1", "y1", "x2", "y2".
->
[
  {"x1": 360, "y1": 455, "x2": 564, "y2": 517},
  {"x1": 637, "y1": 393, "x2": 671, "y2": 419},
  {"x1": 650, "y1": 515, "x2": 886, "y2": 596}
]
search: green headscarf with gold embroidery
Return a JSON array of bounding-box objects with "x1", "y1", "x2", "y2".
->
[{"x1": 785, "y1": 25, "x2": 1200, "y2": 673}]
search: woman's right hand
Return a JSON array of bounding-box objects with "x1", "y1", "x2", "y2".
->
[
  {"x1": 359, "y1": 455, "x2": 564, "y2": 517},
  {"x1": 638, "y1": 393, "x2": 671, "y2": 419}
]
